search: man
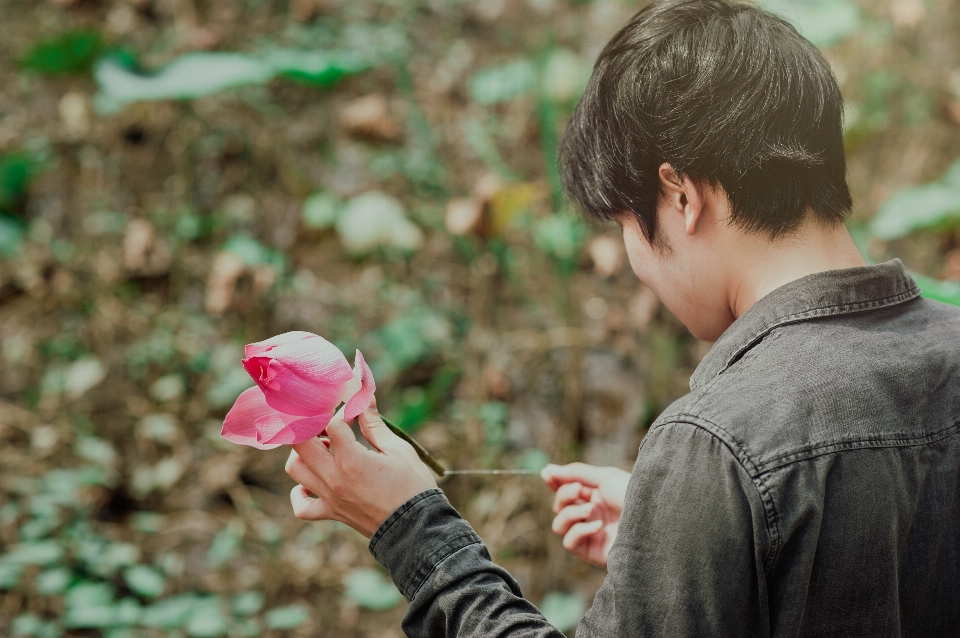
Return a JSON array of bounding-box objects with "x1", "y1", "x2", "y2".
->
[{"x1": 283, "y1": 0, "x2": 960, "y2": 635}]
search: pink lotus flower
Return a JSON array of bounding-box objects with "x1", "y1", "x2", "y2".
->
[{"x1": 220, "y1": 331, "x2": 375, "y2": 449}]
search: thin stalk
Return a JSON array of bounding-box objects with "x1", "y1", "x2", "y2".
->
[{"x1": 381, "y1": 415, "x2": 448, "y2": 478}]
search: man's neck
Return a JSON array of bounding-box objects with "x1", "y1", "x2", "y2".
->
[{"x1": 728, "y1": 222, "x2": 868, "y2": 319}]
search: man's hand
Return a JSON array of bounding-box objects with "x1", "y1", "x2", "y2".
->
[
  {"x1": 541, "y1": 463, "x2": 631, "y2": 567},
  {"x1": 284, "y1": 399, "x2": 438, "y2": 538}
]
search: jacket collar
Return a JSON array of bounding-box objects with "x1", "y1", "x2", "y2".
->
[{"x1": 689, "y1": 259, "x2": 922, "y2": 392}]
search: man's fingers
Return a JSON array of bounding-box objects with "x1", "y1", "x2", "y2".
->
[
  {"x1": 356, "y1": 402, "x2": 399, "y2": 453},
  {"x1": 562, "y1": 519, "x2": 604, "y2": 552},
  {"x1": 541, "y1": 462, "x2": 615, "y2": 491},
  {"x1": 552, "y1": 502, "x2": 597, "y2": 536},
  {"x1": 286, "y1": 449, "x2": 327, "y2": 492},
  {"x1": 290, "y1": 485, "x2": 332, "y2": 521},
  {"x1": 325, "y1": 414, "x2": 362, "y2": 453},
  {"x1": 553, "y1": 481, "x2": 591, "y2": 513},
  {"x1": 291, "y1": 437, "x2": 334, "y2": 470}
]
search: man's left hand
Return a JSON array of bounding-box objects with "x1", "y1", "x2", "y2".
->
[{"x1": 284, "y1": 399, "x2": 438, "y2": 538}]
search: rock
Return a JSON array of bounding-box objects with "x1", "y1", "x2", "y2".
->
[
  {"x1": 587, "y1": 235, "x2": 625, "y2": 277},
  {"x1": 444, "y1": 198, "x2": 485, "y2": 236},
  {"x1": 123, "y1": 219, "x2": 171, "y2": 275},
  {"x1": 628, "y1": 286, "x2": 659, "y2": 330},
  {"x1": 335, "y1": 191, "x2": 423, "y2": 254},
  {"x1": 205, "y1": 251, "x2": 246, "y2": 315},
  {"x1": 59, "y1": 92, "x2": 91, "y2": 140},
  {"x1": 64, "y1": 358, "x2": 107, "y2": 399},
  {"x1": 340, "y1": 95, "x2": 401, "y2": 142}
]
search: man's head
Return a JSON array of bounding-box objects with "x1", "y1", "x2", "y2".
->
[{"x1": 560, "y1": 0, "x2": 855, "y2": 339}]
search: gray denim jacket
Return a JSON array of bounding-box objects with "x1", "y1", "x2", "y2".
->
[{"x1": 369, "y1": 260, "x2": 960, "y2": 637}]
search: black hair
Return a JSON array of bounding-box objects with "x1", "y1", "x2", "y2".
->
[{"x1": 559, "y1": 0, "x2": 853, "y2": 242}]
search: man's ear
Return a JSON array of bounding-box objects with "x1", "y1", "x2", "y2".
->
[{"x1": 657, "y1": 163, "x2": 704, "y2": 236}]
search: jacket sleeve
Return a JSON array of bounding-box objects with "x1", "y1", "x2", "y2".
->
[
  {"x1": 576, "y1": 421, "x2": 770, "y2": 638},
  {"x1": 369, "y1": 488, "x2": 567, "y2": 638}
]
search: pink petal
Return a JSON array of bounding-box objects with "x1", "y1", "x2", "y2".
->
[
  {"x1": 266, "y1": 336, "x2": 354, "y2": 386},
  {"x1": 245, "y1": 331, "x2": 317, "y2": 358},
  {"x1": 255, "y1": 360, "x2": 349, "y2": 416},
  {"x1": 344, "y1": 349, "x2": 377, "y2": 420},
  {"x1": 220, "y1": 386, "x2": 285, "y2": 450},
  {"x1": 242, "y1": 356, "x2": 276, "y2": 385},
  {"x1": 256, "y1": 413, "x2": 332, "y2": 446}
]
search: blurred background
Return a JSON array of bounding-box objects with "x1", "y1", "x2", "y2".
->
[{"x1": 1, "y1": 0, "x2": 960, "y2": 636}]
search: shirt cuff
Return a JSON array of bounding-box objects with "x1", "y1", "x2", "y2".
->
[{"x1": 368, "y1": 488, "x2": 483, "y2": 600}]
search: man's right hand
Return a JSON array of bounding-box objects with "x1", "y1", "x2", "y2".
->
[{"x1": 541, "y1": 463, "x2": 631, "y2": 567}]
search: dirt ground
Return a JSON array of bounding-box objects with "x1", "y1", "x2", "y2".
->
[{"x1": 1, "y1": 0, "x2": 960, "y2": 636}]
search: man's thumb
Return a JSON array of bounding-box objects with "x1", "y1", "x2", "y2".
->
[{"x1": 357, "y1": 402, "x2": 396, "y2": 453}]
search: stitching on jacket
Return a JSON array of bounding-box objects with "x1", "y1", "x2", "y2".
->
[
  {"x1": 410, "y1": 540, "x2": 485, "y2": 600},
  {"x1": 651, "y1": 417, "x2": 783, "y2": 572},
  {"x1": 369, "y1": 488, "x2": 444, "y2": 557},
  {"x1": 756, "y1": 418, "x2": 960, "y2": 474},
  {"x1": 717, "y1": 288, "x2": 921, "y2": 377}
]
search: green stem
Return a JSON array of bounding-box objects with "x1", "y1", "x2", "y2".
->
[{"x1": 381, "y1": 415, "x2": 448, "y2": 478}]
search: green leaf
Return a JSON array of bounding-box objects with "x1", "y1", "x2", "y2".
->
[
  {"x1": 230, "y1": 591, "x2": 264, "y2": 616},
  {"x1": 302, "y1": 192, "x2": 341, "y2": 230},
  {"x1": 870, "y1": 183, "x2": 960, "y2": 240},
  {"x1": 913, "y1": 273, "x2": 960, "y2": 307},
  {"x1": 541, "y1": 48, "x2": 589, "y2": 103},
  {"x1": 0, "y1": 213, "x2": 25, "y2": 257},
  {"x1": 185, "y1": 597, "x2": 229, "y2": 638},
  {"x1": 0, "y1": 153, "x2": 33, "y2": 209},
  {"x1": 479, "y1": 400, "x2": 509, "y2": 451},
  {"x1": 19, "y1": 31, "x2": 104, "y2": 75},
  {"x1": 94, "y1": 49, "x2": 367, "y2": 111},
  {"x1": 81, "y1": 542, "x2": 140, "y2": 577},
  {"x1": 229, "y1": 617, "x2": 262, "y2": 637},
  {"x1": 130, "y1": 512, "x2": 165, "y2": 534},
  {"x1": 534, "y1": 214, "x2": 589, "y2": 275},
  {"x1": 516, "y1": 448, "x2": 550, "y2": 472},
  {"x1": 65, "y1": 581, "x2": 115, "y2": 610},
  {"x1": 539, "y1": 591, "x2": 586, "y2": 633},
  {"x1": 344, "y1": 568, "x2": 403, "y2": 611},
  {"x1": 18, "y1": 514, "x2": 59, "y2": 540},
  {"x1": 263, "y1": 604, "x2": 310, "y2": 629},
  {"x1": 269, "y1": 49, "x2": 369, "y2": 86},
  {"x1": 113, "y1": 597, "x2": 143, "y2": 626},
  {"x1": 0, "y1": 563, "x2": 23, "y2": 589},
  {"x1": 123, "y1": 565, "x2": 166, "y2": 599},
  {"x1": 140, "y1": 593, "x2": 201, "y2": 629},
  {"x1": 76, "y1": 436, "x2": 117, "y2": 467},
  {"x1": 471, "y1": 59, "x2": 537, "y2": 105},
  {"x1": 207, "y1": 521, "x2": 243, "y2": 568},
  {"x1": 223, "y1": 234, "x2": 270, "y2": 267},
  {"x1": 206, "y1": 367, "x2": 255, "y2": 409},
  {"x1": 392, "y1": 386, "x2": 432, "y2": 432},
  {"x1": 12, "y1": 614, "x2": 62, "y2": 638},
  {"x1": 35, "y1": 567, "x2": 72, "y2": 595},
  {"x1": 371, "y1": 309, "x2": 451, "y2": 378},
  {"x1": 759, "y1": 0, "x2": 862, "y2": 47},
  {"x1": 3, "y1": 541, "x2": 64, "y2": 566}
]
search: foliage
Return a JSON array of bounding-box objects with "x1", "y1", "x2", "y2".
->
[
  {"x1": 94, "y1": 49, "x2": 368, "y2": 112},
  {"x1": 912, "y1": 273, "x2": 960, "y2": 307},
  {"x1": 343, "y1": 568, "x2": 403, "y2": 611},
  {"x1": 0, "y1": 153, "x2": 34, "y2": 212},
  {"x1": 759, "y1": 0, "x2": 861, "y2": 47},
  {"x1": 539, "y1": 591, "x2": 586, "y2": 633},
  {"x1": 3, "y1": 1, "x2": 960, "y2": 636},
  {"x1": 19, "y1": 31, "x2": 104, "y2": 75},
  {"x1": 869, "y1": 160, "x2": 960, "y2": 240}
]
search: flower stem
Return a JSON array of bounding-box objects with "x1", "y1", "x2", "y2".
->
[{"x1": 381, "y1": 415, "x2": 448, "y2": 478}]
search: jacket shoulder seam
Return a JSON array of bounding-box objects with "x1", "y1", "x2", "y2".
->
[{"x1": 652, "y1": 416, "x2": 783, "y2": 571}]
